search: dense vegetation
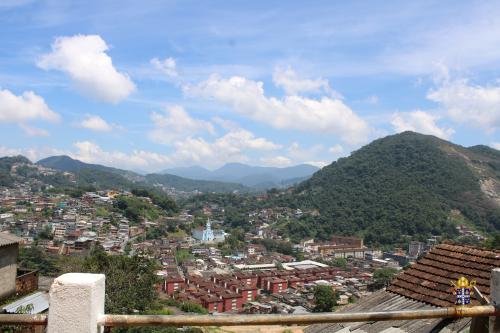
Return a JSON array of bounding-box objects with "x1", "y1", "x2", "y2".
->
[
  {"x1": 38, "y1": 155, "x2": 249, "y2": 193},
  {"x1": 16, "y1": 246, "x2": 202, "y2": 332},
  {"x1": 278, "y1": 132, "x2": 500, "y2": 245},
  {"x1": 80, "y1": 246, "x2": 160, "y2": 314},
  {"x1": 145, "y1": 173, "x2": 247, "y2": 193},
  {"x1": 369, "y1": 268, "x2": 399, "y2": 291},
  {"x1": 313, "y1": 285, "x2": 338, "y2": 312},
  {"x1": 19, "y1": 245, "x2": 160, "y2": 314},
  {"x1": 131, "y1": 188, "x2": 178, "y2": 212}
]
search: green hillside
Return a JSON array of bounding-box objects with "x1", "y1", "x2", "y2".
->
[
  {"x1": 288, "y1": 132, "x2": 500, "y2": 245},
  {"x1": 0, "y1": 155, "x2": 32, "y2": 186},
  {"x1": 145, "y1": 173, "x2": 247, "y2": 193},
  {"x1": 37, "y1": 155, "x2": 247, "y2": 193}
]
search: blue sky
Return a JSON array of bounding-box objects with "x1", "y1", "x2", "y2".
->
[{"x1": 1, "y1": 0, "x2": 500, "y2": 172}]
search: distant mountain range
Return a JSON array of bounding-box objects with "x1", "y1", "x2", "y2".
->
[
  {"x1": 161, "y1": 162, "x2": 320, "y2": 188},
  {"x1": 36, "y1": 156, "x2": 247, "y2": 193},
  {"x1": 34, "y1": 156, "x2": 319, "y2": 191}
]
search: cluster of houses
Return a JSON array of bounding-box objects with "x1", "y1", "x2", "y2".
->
[
  {"x1": 157, "y1": 263, "x2": 370, "y2": 313},
  {"x1": 0, "y1": 189, "x2": 148, "y2": 256}
]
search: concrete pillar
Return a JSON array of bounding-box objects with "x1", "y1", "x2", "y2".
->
[
  {"x1": 490, "y1": 268, "x2": 500, "y2": 333},
  {"x1": 47, "y1": 273, "x2": 105, "y2": 333}
]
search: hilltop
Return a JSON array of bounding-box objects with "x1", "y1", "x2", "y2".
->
[{"x1": 279, "y1": 132, "x2": 500, "y2": 245}]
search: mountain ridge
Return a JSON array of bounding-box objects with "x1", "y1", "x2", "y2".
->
[
  {"x1": 161, "y1": 162, "x2": 319, "y2": 187},
  {"x1": 36, "y1": 155, "x2": 248, "y2": 193}
]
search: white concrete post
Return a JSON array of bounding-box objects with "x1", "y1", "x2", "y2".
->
[
  {"x1": 47, "y1": 273, "x2": 105, "y2": 333},
  {"x1": 490, "y1": 268, "x2": 500, "y2": 333}
]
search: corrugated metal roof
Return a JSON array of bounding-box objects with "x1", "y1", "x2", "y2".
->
[
  {"x1": 0, "y1": 232, "x2": 21, "y2": 247},
  {"x1": 2, "y1": 292, "x2": 49, "y2": 314},
  {"x1": 304, "y1": 290, "x2": 461, "y2": 333}
]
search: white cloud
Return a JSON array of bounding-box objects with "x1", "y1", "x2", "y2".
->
[
  {"x1": 0, "y1": 146, "x2": 65, "y2": 162},
  {"x1": 260, "y1": 156, "x2": 292, "y2": 167},
  {"x1": 287, "y1": 142, "x2": 324, "y2": 160},
  {"x1": 71, "y1": 141, "x2": 172, "y2": 171},
  {"x1": 149, "y1": 105, "x2": 215, "y2": 144},
  {"x1": 491, "y1": 142, "x2": 500, "y2": 150},
  {"x1": 37, "y1": 35, "x2": 135, "y2": 104},
  {"x1": 304, "y1": 161, "x2": 329, "y2": 168},
  {"x1": 185, "y1": 74, "x2": 370, "y2": 144},
  {"x1": 0, "y1": 89, "x2": 59, "y2": 123},
  {"x1": 150, "y1": 57, "x2": 178, "y2": 78},
  {"x1": 19, "y1": 124, "x2": 49, "y2": 137},
  {"x1": 0, "y1": 126, "x2": 285, "y2": 171},
  {"x1": 215, "y1": 128, "x2": 281, "y2": 151},
  {"x1": 391, "y1": 110, "x2": 454, "y2": 140},
  {"x1": 171, "y1": 129, "x2": 281, "y2": 168},
  {"x1": 286, "y1": 142, "x2": 329, "y2": 167},
  {"x1": 80, "y1": 115, "x2": 113, "y2": 132},
  {"x1": 427, "y1": 78, "x2": 500, "y2": 131},
  {"x1": 148, "y1": 105, "x2": 281, "y2": 167},
  {"x1": 328, "y1": 144, "x2": 343, "y2": 154},
  {"x1": 211, "y1": 117, "x2": 240, "y2": 131},
  {"x1": 272, "y1": 67, "x2": 335, "y2": 96}
]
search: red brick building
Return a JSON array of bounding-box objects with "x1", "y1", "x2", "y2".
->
[
  {"x1": 219, "y1": 291, "x2": 243, "y2": 312},
  {"x1": 164, "y1": 275, "x2": 185, "y2": 296},
  {"x1": 200, "y1": 295, "x2": 223, "y2": 313},
  {"x1": 262, "y1": 277, "x2": 287, "y2": 294}
]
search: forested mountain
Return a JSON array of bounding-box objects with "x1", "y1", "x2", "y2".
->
[
  {"x1": 37, "y1": 155, "x2": 142, "y2": 181},
  {"x1": 162, "y1": 162, "x2": 319, "y2": 188},
  {"x1": 37, "y1": 155, "x2": 246, "y2": 193},
  {"x1": 281, "y1": 132, "x2": 500, "y2": 245},
  {"x1": 145, "y1": 173, "x2": 247, "y2": 193},
  {"x1": 161, "y1": 166, "x2": 213, "y2": 180}
]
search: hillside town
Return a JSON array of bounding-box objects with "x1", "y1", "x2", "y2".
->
[{"x1": 0, "y1": 172, "x2": 448, "y2": 318}]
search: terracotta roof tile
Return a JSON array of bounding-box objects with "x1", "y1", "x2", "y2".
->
[{"x1": 387, "y1": 243, "x2": 500, "y2": 307}]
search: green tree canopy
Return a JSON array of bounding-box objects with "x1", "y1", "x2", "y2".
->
[
  {"x1": 313, "y1": 285, "x2": 338, "y2": 312},
  {"x1": 81, "y1": 246, "x2": 160, "y2": 314},
  {"x1": 370, "y1": 267, "x2": 399, "y2": 290}
]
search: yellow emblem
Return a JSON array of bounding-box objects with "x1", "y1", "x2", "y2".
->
[{"x1": 450, "y1": 276, "x2": 476, "y2": 306}]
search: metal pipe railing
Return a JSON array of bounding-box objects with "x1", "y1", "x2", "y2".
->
[
  {"x1": 98, "y1": 305, "x2": 499, "y2": 327},
  {"x1": 0, "y1": 314, "x2": 47, "y2": 326},
  {"x1": 0, "y1": 305, "x2": 498, "y2": 328}
]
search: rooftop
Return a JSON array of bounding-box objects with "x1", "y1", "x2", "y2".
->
[
  {"x1": 387, "y1": 243, "x2": 500, "y2": 307},
  {"x1": 2, "y1": 292, "x2": 49, "y2": 314},
  {"x1": 0, "y1": 232, "x2": 21, "y2": 247}
]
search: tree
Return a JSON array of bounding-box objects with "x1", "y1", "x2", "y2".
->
[
  {"x1": 370, "y1": 268, "x2": 398, "y2": 290},
  {"x1": 18, "y1": 246, "x2": 59, "y2": 275},
  {"x1": 81, "y1": 246, "x2": 160, "y2": 314},
  {"x1": 313, "y1": 285, "x2": 338, "y2": 312},
  {"x1": 175, "y1": 249, "x2": 193, "y2": 265},
  {"x1": 180, "y1": 302, "x2": 208, "y2": 314},
  {"x1": 36, "y1": 225, "x2": 53, "y2": 240},
  {"x1": 485, "y1": 232, "x2": 500, "y2": 249},
  {"x1": 330, "y1": 258, "x2": 347, "y2": 269}
]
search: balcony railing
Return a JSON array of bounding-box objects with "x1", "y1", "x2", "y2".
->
[{"x1": 1, "y1": 269, "x2": 499, "y2": 333}]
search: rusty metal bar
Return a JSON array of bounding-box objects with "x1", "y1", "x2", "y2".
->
[
  {"x1": 0, "y1": 314, "x2": 47, "y2": 326},
  {"x1": 98, "y1": 305, "x2": 499, "y2": 327}
]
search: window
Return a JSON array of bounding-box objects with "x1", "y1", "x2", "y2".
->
[{"x1": 232, "y1": 298, "x2": 237, "y2": 309}]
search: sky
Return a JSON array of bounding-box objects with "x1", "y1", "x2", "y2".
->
[{"x1": 1, "y1": 0, "x2": 500, "y2": 172}]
